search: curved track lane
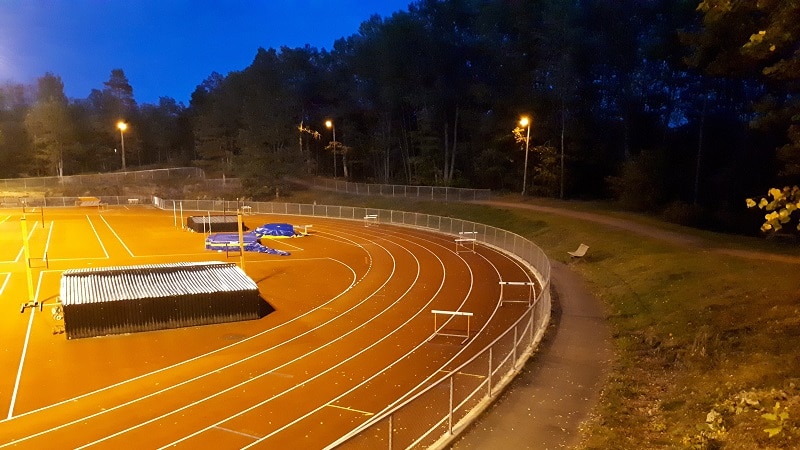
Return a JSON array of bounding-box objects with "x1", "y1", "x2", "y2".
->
[{"x1": 0, "y1": 208, "x2": 540, "y2": 449}]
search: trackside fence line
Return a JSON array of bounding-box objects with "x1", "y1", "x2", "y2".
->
[
  {"x1": 151, "y1": 196, "x2": 551, "y2": 450},
  {"x1": 307, "y1": 177, "x2": 492, "y2": 201}
]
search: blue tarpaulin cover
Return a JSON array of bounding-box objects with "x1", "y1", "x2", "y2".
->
[
  {"x1": 254, "y1": 223, "x2": 297, "y2": 238},
  {"x1": 205, "y1": 232, "x2": 290, "y2": 256}
]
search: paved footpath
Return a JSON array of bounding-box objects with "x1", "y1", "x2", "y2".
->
[{"x1": 450, "y1": 261, "x2": 614, "y2": 449}]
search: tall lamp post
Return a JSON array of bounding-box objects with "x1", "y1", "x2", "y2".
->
[
  {"x1": 520, "y1": 116, "x2": 531, "y2": 196},
  {"x1": 117, "y1": 121, "x2": 128, "y2": 171},
  {"x1": 325, "y1": 120, "x2": 336, "y2": 178}
]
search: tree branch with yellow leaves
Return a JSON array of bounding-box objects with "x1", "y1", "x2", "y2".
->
[{"x1": 747, "y1": 186, "x2": 800, "y2": 233}]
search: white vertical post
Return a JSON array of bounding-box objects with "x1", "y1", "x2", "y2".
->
[
  {"x1": 448, "y1": 376, "x2": 454, "y2": 435},
  {"x1": 487, "y1": 347, "x2": 493, "y2": 397},
  {"x1": 237, "y1": 211, "x2": 245, "y2": 272}
]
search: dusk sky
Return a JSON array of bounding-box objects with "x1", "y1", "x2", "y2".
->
[{"x1": 0, "y1": 1, "x2": 412, "y2": 105}]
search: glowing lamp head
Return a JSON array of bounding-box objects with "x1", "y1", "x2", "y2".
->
[
  {"x1": 117, "y1": 121, "x2": 128, "y2": 132},
  {"x1": 325, "y1": 120, "x2": 333, "y2": 129},
  {"x1": 519, "y1": 117, "x2": 529, "y2": 127}
]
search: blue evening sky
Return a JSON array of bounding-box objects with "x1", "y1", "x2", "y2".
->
[{"x1": 0, "y1": 1, "x2": 411, "y2": 104}]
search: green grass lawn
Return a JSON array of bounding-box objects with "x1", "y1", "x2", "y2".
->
[{"x1": 282, "y1": 187, "x2": 800, "y2": 449}]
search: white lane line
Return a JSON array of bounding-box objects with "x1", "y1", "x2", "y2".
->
[
  {"x1": 158, "y1": 233, "x2": 432, "y2": 448},
  {"x1": 437, "y1": 369, "x2": 486, "y2": 380},
  {"x1": 326, "y1": 404, "x2": 374, "y2": 416},
  {"x1": 212, "y1": 426, "x2": 261, "y2": 440},
  {"x1": 99, "y1": 215, "x2": 134, "y2": 257},
  {"x1": 85, "y1": 215, "x2": 109, "y2": 259}
]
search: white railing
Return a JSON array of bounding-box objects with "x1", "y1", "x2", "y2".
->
[{"x1": 152, "y1": 197, "x2": 551, "y2": 449}]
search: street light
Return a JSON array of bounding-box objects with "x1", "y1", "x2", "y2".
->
[
  {"x1": 325, "y1": 120, "x2": 336, "y2": 178},
  {"x1": 519, "y1": 116, "x2": 531, "y2": 196},
  {"x1": 117, "y1": 121, "x2": 128, "y2": 171}
]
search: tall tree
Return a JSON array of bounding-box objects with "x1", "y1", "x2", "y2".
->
[
  {"x1": 689, "y1": 0, "x2": 800, "y2": 183},
  {"x1": 24, "y1": 74, "x2": 74, "y2": 176}
]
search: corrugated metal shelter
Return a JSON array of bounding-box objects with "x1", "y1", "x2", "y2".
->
[
  {"x1": 60, "y1": 262, "x2": 261, "y2": 339},
  {"x1": 187, "y1": 215, "x2": 243, "y2": 233}
]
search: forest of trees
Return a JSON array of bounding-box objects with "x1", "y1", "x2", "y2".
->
[{"x1": 0, "y1": 0, "x2": 797, "y2": 234}]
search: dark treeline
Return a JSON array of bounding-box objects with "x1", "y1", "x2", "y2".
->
[{"x1": 1, "y1": 0, "x2": 797, "y2": 234}]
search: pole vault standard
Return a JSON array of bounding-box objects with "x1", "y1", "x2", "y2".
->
[{"x1": 430, "y1": 309, "x2": 473, "y2": 344}]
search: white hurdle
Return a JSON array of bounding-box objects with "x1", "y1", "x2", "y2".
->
[
  {"x1": 430, "y1": 309, "x2": 473, "y2": 344},
  {"x1": 499, "y1": 281, "x2": 536, "y2": 306},
  {"x1": 455, "y1": 231, "x2": 478, "y2": 253},
  {"x1": 364, "y1": 214, "x2": 378, "y2": 227},
  {"x1": 295, "y1": 224, "x2": 312, "y2": 235}
]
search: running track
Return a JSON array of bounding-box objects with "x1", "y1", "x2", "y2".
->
[{"x1": 0, "y1": 207, "x2": 540, "y2": 448}]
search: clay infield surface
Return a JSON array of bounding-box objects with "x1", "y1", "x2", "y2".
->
[{"x1": 0, "y1": 205, "x2": 538, "y2": 449}]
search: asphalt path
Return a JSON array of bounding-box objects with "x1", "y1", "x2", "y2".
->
[{"x1": 450, "y1": 261, "x2": 613, "y2": 449}]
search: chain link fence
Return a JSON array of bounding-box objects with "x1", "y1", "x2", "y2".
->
[
  {"x1": 0, "y1": 167, "x2": 204, "y2": 192},
  {"x1": 308, "y1": 177, "x2": 492, "y2": 201}
]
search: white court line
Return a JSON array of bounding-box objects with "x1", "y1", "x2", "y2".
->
[
  {"x1": 14, "y1": 220, "x2": 39, "y2": 263},
  {"x1": 7, "y1": 271, "x2": 44, "y2": 420},
  {"x1": 0, "y1": 273, "x2": 10, "y2": 295},
  {"x1": 0, "y1": 250, "x2": 362, "y2": 446},
  {"x1": 7, "y1": 309, "x2": 34, "y2": 420},
  {"x1": 99, "y1": 215, "x2": 134, "y2": 257},
  {"x1": 43, "y1": 221, "x2": 54, "y2": 260},
  {"x1": 263, "y1": 239, "x2": 305, "y2": 251},
  {"x1": 85, "y1": 215, "x2": 109, "y2": 259},
  {"x1": 0, "y1": 215, "x2": 10, "y2": 224}
]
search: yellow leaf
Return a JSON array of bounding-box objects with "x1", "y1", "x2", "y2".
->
[
  {"x1": 770, "y1": 45, "x2": 776, "y2": 52},
  {"x1": 759, "y1": 198, "x2": 769, "y2": 209},
  {"x1": 769, "y1": 188, "x2": 783, "y2": 200},
  {"x1": 764, "y1": 426, "x2": 782, "y2": 437},
  {"x1": 746, "y1": 198, "x2": 757, "y2": 208}
]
